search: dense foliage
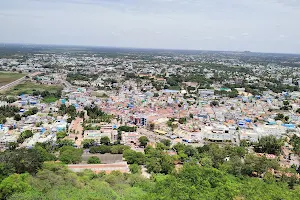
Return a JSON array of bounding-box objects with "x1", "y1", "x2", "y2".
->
[
  {"x1": 138, "y1": 136, "x2": 149, "y2": 147},
  {"x1": 17, "y1": 130, "x2": 34, "y2": 143},
  {"x1": 1, "y1": 161, "x2": 300, "y2": 200},
  {"x1": 59, "y1": 104, "x2": 77, "y2": 119},
  {"x1": 59, "y1": 146, "x2": 83, "y2": 164},
  {"x1": 118, "y1": 125, "x2": 137, "y2": 132},
  {"x1": 0, "y1": 148, "x2": 43, "y2": 179},
  {"x1": 1, "y1": 136, "x2": 300, "y2": 199},
  {"x1": 84, "y1": 106, "x2": 112, "y2": 122},
  {"x1": 254, "y1": 136, "x2": 283, "y2": 155},
  {"x1": 66, "y1": 73, "x2": 98, "y2": 82},
  {"x1": 0, "y1": 105, "x2": 19, "y2": 124},
  {"x1": 89, "y1": 144, "x2": 130, "y2": 154},
  {"x1": 87, "y1": 156, "x2": 101, "y2": 164},
  {"x1": 291, "y1": 134, "x2": 300, "y2": 156},
  {"x1": 32, "y1": 89, "x2": 61, "y2": 100}
]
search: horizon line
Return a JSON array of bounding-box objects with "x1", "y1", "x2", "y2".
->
[{"x1": 1, "y1": 42, "x2": 300, "y2": 56}]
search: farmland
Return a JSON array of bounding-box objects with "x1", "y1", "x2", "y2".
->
[
  {"x1": 2, "y1": 81, "x2": 62, "y2": 96},
  {"x1": 0, "y1": 72, "x2": 26, "y2": 87}
]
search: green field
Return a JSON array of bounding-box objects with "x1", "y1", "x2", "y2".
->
[
  {"x1": 2, "y1": 81, "x2": 62, "y2": 96},
  {"x1": 42, "y1": 96, "x2": 59, "y2": 103},
  {"x1": 0, "y1": 72, "x2": 26, "y2": 87}
]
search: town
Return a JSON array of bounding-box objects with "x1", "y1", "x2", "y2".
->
[{"x1": 1, "y1": 45, "x2": 300, "y2": 199}]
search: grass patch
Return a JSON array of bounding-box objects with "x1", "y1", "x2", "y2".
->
[
  {"x1": 42, "y1": 96, "x2": 59, "y2": 103},
  {"x1": 0, "y1": 72, "x2": 26, "y2": 87},
  {"x1": 168, "y1": 86, "x2": 181, "y2": 90},
  {"x1": 2, "y1": 81, "x2": 62, "y2": 96}
]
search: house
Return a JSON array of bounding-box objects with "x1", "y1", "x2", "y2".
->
[
  {"x1": 129, "y1": 115, "x2": 148, "y2": 126},
  {"x1": 0, "y1": 133, "x2": 17, "y2": 148},
  {"x1": 83, "y1": 128, "x2": 117, "y2": 144},
  {"x1": 54, "y1": 120, "x2": 67, "y2": 132},
  {"x1": 121, "y1": 132, "x2": 139, "y2": 145},
  {"x1": 182, "y1": 82, "x2": 198, "y2": 88},
  {"x1": 199, "y1": 89, "x2": 214, "y2": 97},
  {"x1": 200, "y1": 125, "x2": 233, "y2": 142}
]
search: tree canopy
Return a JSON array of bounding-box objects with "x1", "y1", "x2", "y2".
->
[
  {"x1": 254, "y1": 136, "x2": 283, "y2": 155},
  {"x1": 139, "y1": 136, "x2": 149, "y2": 147},
  {"x1": 87, "y1": 156, "x2": 101, "y2": 164}
]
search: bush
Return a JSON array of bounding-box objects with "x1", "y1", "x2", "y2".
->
[
  {"x1": 59, "y1": 146, "x2": 83, "y2": 164},
  {"x1": 110, "y1": 145, "x2": 130, "y2": 154},
  {"x1": 254, "y1": 136, "x2": 283, "y2": 155},
  {"x1": 129, "y1": 164, "x2": 141, "y2": 174},
  {"x1": 17, "y1": 130, "x2": 34, "y2": 143},
  {"x1": 160, "y1": 139, "x2": 171, "y2": 147},
  {"x1": 100, "y1": 136, "x2": 110, "y2": 145},
  {"x1": 56, "y1": 132, "x2": 67, "y2": 140},
  {"x1": 118, "y1": 126, "x2": 137, "y2": 132},
  {"x1": 89, "y1": 145, "x2": 111, "y2": 154},
  {"x1": 123, "y1": 149, "x2": 145, "y2": 165},
  {"x1": 138, "y1": 136, "x2": 149, "y2": 147},
  {"x1": 82, "y1": 139, "x2": 95, "y2": 149},
  {"x1": 87, "y1": 156, "x2": 101, "y2": 164}
]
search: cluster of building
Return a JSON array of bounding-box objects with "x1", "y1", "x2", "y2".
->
[{"x1": 1, "y1": 49, "x2": 300, "y2": 173}]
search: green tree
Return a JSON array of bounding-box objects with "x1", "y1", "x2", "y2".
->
[
  {"x1": 200, "y1": 156, "x2": 213, "y2": 167},
  {"x1": 89, "y1": 145, "x2": 111, "y2": 154},
  {"x1": 14, "y1": 114, "x2": 21, "y2": 121},
  {"x1": 110, "y1": 145, "x2": 130, "y2": 154},
  {"x1": 274, "y1": 113, "x2": 284, "y2": 121},
  {"x1": 149, "y1": 123, "x2": 155, "y2": 131},
  {"x1": 242, "y1": 154, "x2": 279, "y2": 175},
  {"x1": 0, "y1": 148, "x2": 43, "y2": 177},
  {"x1": 34, "y1": 145, "x2": 56, "y2": 162},
  {"x1": 145, "y1": 148, "x2": 174, "y2": 174},
  {"x1": 220, "y1": 156, "x2": 243, "y2": 176},
  {"x1": 100, "y1": 136, "x2": 110, "y2": 145},
  {"x1": 0, "y1": 173, "x2": 31, "y2": 199},
  {"x1": 118, "y1": 126, "x2": 137, "y2": 132},
  {"x1": 138, "y1": 136, "x2": 149, "y2": 147},
  {"x1": 129, "y1": 164, "x2": 141, "y2": 174},
  {"x1": 56, "y1": 131, "x2": 67, "y2": 140},
  {"x1": 178, "y1": 118, "x2": 187, "y2": 124},
  {"x1": 210, "y1": 100, "x2": 219, "y2": 107},
  {"x1": 173, "y1": 143, "x2": 185, "y2": 153},
  {"x1": 240, "y1": 140, "x2": 249, "y2": 147},
  {"x1": 254, "y1": 135, "x2": 283, "y2": 155},
  {"x1": 17, "y1": 130, "x2": 34, "y2": 143},
  {"x1": 284, "y1": 116, "x2": 289, "y2": 122},
  {"x1": 82, "y1": 139, "x2": 95, "y2": 149},
  {"x1": 87, "y1": 156, "x2": 101, "y2": 164},
  {"x1": 57, "y1": 139, "x2": 74, "y2": 148},
  {"x1": 160, "y1": 139, "x2": 171, "y2": 147},
  {"x1": 123, "y1": 149, "x2": 145, "y2": 165},
  {"x1": 7, "y1": 142, "x2": 18, "y2": 150},
  {"x1": 59, "y1": 146, "x2": 83, "y2": 164},
  {"x1": 263, "y1": 171, "x2": 275, "y2": 184}
]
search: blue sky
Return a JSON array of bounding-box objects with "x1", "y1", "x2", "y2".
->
[{"x1": 0, "y1": 0, "x2": 300, "y2": 53}]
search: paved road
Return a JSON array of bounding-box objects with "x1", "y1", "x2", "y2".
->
[{"x1": 0, "y1": 76, "x2": 26, "y2": 91}]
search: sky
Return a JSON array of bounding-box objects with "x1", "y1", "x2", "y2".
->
[{"x1": 0, "y1": 0, "x2": 300, "y2": 53}]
